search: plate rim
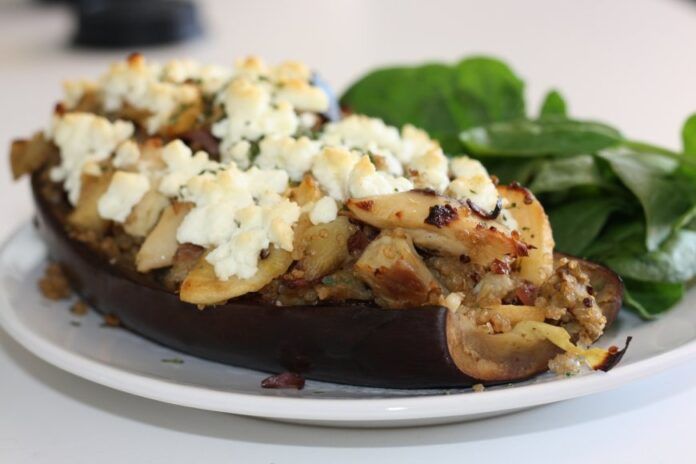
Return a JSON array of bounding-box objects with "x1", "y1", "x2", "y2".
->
[{"x1": 2, "y1": 222, "x2": 696, "y2": 423}]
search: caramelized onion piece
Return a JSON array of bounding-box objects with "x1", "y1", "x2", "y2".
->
[
  {"x1": 498, "y1": 185, "x2": 554, "y2": 285},
  {"x1": 346, "y1": 191, "x2": 526, "y2": 266}
]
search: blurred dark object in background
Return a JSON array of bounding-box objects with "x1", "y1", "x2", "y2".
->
[{"x1": 72, "y1": 0, "x2": 202, "y2": 48}]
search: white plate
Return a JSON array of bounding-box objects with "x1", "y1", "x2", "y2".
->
[{"x1": 1, "y1": 223, "x2": 695, "y2": 427}]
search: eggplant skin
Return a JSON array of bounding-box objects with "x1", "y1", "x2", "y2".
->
[{"x1": 30, "y1": 173, "x2": 624, "y2": 389}]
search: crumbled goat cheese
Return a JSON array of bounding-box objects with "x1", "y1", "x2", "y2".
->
[
  {"x1": 271, "y1": 60, "x2": 312, "y2": 81},
  {"x1": 255, "y1": 135, "x2": 322, "y2": 182},
  {"x1": 220, "y1": 140, "x2": 252, "y2": 167},
  {"x1": 203, "y1": 193, "x2": 301, "y2": 280},
  {"x1": 62, "y1": 79, "x2": 98, "y2": 109},
  {"x1": 48, "y1": 113, "x2": 134, "y2": 205},
  {"x1": 212, "y1": 57, "x2": 329, "y2": 169},
  {"x1": 275, "y1": 78, "x2": 328, "y2": 113},
  {"x1": 212, "y1": 76, "x2": 299, "y2": 168},
  {"x1": 299, "y1": 112, "x2": 319, "y2": 130},
  {"x1": 348, "y1": 155, "x2": 412, "y2": 198},
  {"x1": 100, "y1": 54, "x2": 199, "y2": 134},
  {"x1": 447, "y1": 174, "x2": 499, "y2": 211},
  {"x1": 450, "y1": 156, "x2": 488, "y2": 179},
  {"x1": 443, "y1": 292, "x2": 464, "y2": 312},
  {"x1": 448, "y1": 157, "x2": 516, "y2": 229},
  {"x1": 400, "y1": 125, "x2": 440, "y2": 164},
  {"x1": 407, "y1": 148, "x2": 450, "y2": 193},
  {"x1": 162, "y1": 59, "x2": 232, "y2": 95},
  {"x1": 321, "y1": 115, "x2": 402, "y2": 157},
  {"x1": 113, "y1": 140, "x2": 141, "y2": 168},
  {"x1": 158, "y1": 140, "x2": 218, "y2": 197},
  {"x1": 97, "y1": 171, "x2": 150, "y2": 222},
  {"x1": 176, "y1": 165, "x2": 293, "y2": 280},
  {"x1": 321, "y1": 116, "x2": 438, "y2": 168},
  {"x1": 311, "y1": 146, "x2": 360, "y2": 201},
  {"x1": 234, "y1": 56, "x2": 269, "y2": 79},
  {"x1": 309, "y1": 196, "x2": 338, "y2": 224}
]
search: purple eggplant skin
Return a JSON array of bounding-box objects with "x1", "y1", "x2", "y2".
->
[{"x1": 30, "y1": 172, "x2": 625, "y2": 389}]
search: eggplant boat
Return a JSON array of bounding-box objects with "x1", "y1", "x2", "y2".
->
[{"x1": 11, "y1": 54, "x2": 628, "y2": 389}]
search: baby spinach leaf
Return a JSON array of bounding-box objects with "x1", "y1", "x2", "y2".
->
[
  {"x1": 340, "y1": 64, "x2": 463, "y2": 151},
  {"x1": 539, "y1": 90, "x2": 567, "y2": 118},
  {"x1": 584, "y1": 220, "x2": 645, "y2": 260},
  {"x1": 546, "y1": 197, "x2": 620, "y2": 256},
  {"x1": 604, "y1": 229, "x2": 696, "y2": 283},
  {"x1": 683, "y1": 113, "x2": 696, "y2": 157},
  {"x1": 623, "y1": 279, "x2": 685, "y2": 319},
  {"x1": 475, "y1": 157, "x2": 540, "y2": 184},
  {"x1": 680, "y1": 114, "x2": 696, "y2": 180},
  {"x1": 450, "y1": 57, "x2": 526, "y2": 128},
  {"x1": 460, "y1": 118, "x2": 622, "y2": 157},
  {"x1": 340, "y1": 57, "x2": 526, "y2": 152},
  {"x1": 528, "y1": 155, "x2": 603, "y2": 193},
  {"x1": 597, "y1": 149, "x2": 695, "y2": 251}
]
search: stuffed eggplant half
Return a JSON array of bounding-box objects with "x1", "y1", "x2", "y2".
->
[{"x1": 12, "y1": 55, "x2": 628, "y2": 388}]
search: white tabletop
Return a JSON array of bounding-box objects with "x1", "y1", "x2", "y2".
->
[{"x1": 1, "y1": 1, "x2": 695, "y2": 462}]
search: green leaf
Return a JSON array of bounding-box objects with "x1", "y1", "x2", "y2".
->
[
  {"x1": 450, "y1": 57, "x2": 526, "y2": 128},
  {"x1": 547, "y1": 197, "x2": 619, "y2": 256},
  {"x1": 623, "y1": 279, "x2": 685, "y2": 319},
  {"x1": 681, "y1": 113, "x2": 696, "y2": 180},
  {"x1": 597, "y1": 149, "x2": 695, "y2": 250},
  {"x1": 460, "y1": 118, "x2": 622, "y2": 157},
  {"x1": 604, "y1": 229, "x2": 696, "y2": 283},
  {"x1": 528, "y1": 155, "x2": 603, "y2": 193},
  {"x1": 474, "y1": 157, "x2": 540, "y2": 184},
  {"x1": 539, "y1": 90, "x2": 567, "y2": 118},
  {"x1": 683, "y1": 113, "x2": 696, "y2": 157},
  {"x1": 584, "y1": 220, "x2": 645, "y2": 260},
  {"x1": 340, "y1": 64, "x2": 463, "y2": 151},
  {"x1": 340, "y1": 56, "x2": 526, "y2": 153}
]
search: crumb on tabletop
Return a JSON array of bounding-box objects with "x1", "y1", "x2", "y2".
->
[
  {"x1": 472, "y1": 383, "x2": 485, "y2": 392},
  {"x1": 101, "y1": 313, "x2": 121, "y2": 327},
  {"x1": 38, "y1": 263, "x2": 72, "y2": 300},
  {"x1": 70, "y1": 300, "x2": 89, "y2": 316}
]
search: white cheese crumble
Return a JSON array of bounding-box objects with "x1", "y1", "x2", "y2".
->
[
  {"x1": 158, "y1": 140, "x2": 218, "y2": 197},
  {"x1": 48, "y1": 113, "x2": 134, "y2": 205},
  {"x1": 212, "y1": 76, "x2": 299, "y2": 168},
  {"x1": 348, "y1": 155, "x2": 412, "y2": 199},
  {"x1": 211, "y1": 56, "x2": 330, "y2": 169},
  {"x1": 175, "y1": 165, "x2": 296, "y2": 279},
  {"x1": 202, "y1": 193, "x2": 301, "y2": 280},
  {"x1": 162, "y1": 59, "x2": 232, "y2": 95},
  {"x1": 311, "y1": 146, "x2": 360, "y2": 201},
  {"x1": 408, "y1": 148, "x2": 450, "y2": 193},
  {"x1": 447, "y1": 156, "x2": 499, "y2": 211},
  {"x1": 97, "y1": 171, "x2": 150, "y2": 222},
  {"x1": 321, "y1": 116, "x2": 439, "y2": 168},
  {"x1": 255, "y1": 135, "x2": 322, "y2": 182},
  {"x1": 309, "y1": 196, "x2": 338, "y2": 225},
  {"x1": 100, "y1": 54, "x2": 200, "y2": 134},
  {"x1": 443, "y1": 292, "x2": 464, "y2": 312},
  {"x1": 62, "y1": 79, "x2": 98, "y2": 109},
  {"x1": 113, "y1": 140, "x2": 141, "y2": 168},
  {"x1": 275, "y1": 78, "x2": 329, "y2": 113}
]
